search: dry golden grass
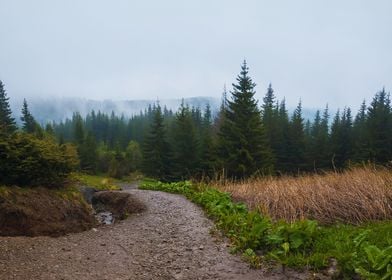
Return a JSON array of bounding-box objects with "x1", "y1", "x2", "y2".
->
[{"x1": 215, "y1": 168, "x2": 392, "y2": 225}]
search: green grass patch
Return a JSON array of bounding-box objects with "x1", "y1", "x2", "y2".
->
[
  {"x1": 72, "y1": 173, "x2": 121, "y2": 190},
  {"x1": 0, "y1": 184, "x2": 87, "y2": 206},
  {"x1": 140, "y1": 180, "x2": 392, "y2": 279}
]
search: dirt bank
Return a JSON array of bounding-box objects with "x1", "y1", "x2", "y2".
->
[
  {"x1": 0, "y1": 187, "x2": 95, "y2": 237},
  {"x1": 92, "y1": 191, "x2": 146, "y2": 219}
]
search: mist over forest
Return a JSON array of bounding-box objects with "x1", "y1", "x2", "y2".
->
[
  {"x1": 9, "y1": 95, "x2": 321, "y2": 125},
  {"x1": 9, "y1": 96, "x2": 220, "y2": 124}
]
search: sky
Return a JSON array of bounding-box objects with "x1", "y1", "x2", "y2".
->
[{"x1": 0, "y1": 0, "x2": 391, "y2": 111}]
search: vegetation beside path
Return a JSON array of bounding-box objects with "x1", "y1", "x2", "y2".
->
[{"x1": 141, "y1": 180, "x2": 392, "y2": 279}]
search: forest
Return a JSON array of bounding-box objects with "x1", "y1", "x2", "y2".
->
[{"x1": 1, "y1": 60, "x2": 391, "y2": 186}]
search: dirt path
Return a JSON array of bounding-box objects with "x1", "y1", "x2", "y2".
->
[{"x1": 0, "y1": 185, "x2": 289, "y2": 280}]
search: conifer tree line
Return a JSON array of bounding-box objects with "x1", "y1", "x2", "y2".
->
[{"x1": 1, "y1": 60, "x2": 392, "y2": 182}]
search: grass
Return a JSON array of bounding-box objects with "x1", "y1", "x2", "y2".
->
[
  {"x1": 141, "y1": 180, "x2": 392, "y2": 279},
  {"x1": 0, "y1": 184, "x2": 87, "y2": 205},
  {"x1": 72, "y1": 173, "x2": 122, "y2": 190},
  {"x1": 216, "y1": 167, "x2": 392, "y2": 225}
]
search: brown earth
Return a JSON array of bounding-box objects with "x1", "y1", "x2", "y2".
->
[
  {"x1": 92, "y1": 191, "x2": 146, "y2": 219},
  {"x1": 0, "y1": 184, "x2": 312, "y2": 280},
  {"x1": 0, "y1": 187, "x2": 96, "y2": 237}
]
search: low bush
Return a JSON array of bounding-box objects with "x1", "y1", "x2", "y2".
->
[{"x1": 0, "y1": 132, "x2": 79, "y2": 187}]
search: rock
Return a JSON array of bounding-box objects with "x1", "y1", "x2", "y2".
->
[
  {"x1": 95, "y1": 211, "x2": 115, "y2": 225},
  {"x1": 326, "y1": 258, "x2": 340, "y2": 277},
  {"x1": 79, "y1": 186, "x2": 97, "y2": 204}
]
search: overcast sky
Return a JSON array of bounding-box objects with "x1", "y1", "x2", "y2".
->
[{"x1": 0, "y1": 0, "x2": 391, "y2": 110}]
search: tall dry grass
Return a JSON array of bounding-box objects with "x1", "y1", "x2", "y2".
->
[{"x1": 215, "y1": 168, "x2": 392, "y2": 225}]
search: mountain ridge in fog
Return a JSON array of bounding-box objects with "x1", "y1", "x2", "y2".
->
[
  {"x1": 10, "y1": 96, "x2": 320, "y2": 125},
  {"x1": 10, "y1": 96, "x2": 221, "y2": 124}
]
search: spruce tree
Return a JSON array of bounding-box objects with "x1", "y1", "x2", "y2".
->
[
  {"x1": 172, "y1": 101, "x2": 200, "y2": 179},
  {"x1": 21, "y1": 99, "x2": 38, "y2": 133},
  {"x1": 142, "y1": 105, "x2": 172, "y2": 181},
  {"x1": 73, "y1": 112, "x2": 85, "y2": 145},
  {"x1": 80, "y1": 131, "x2": 98, "y2": 173},
  {"x1": 274, "y1": 99, "x2": 291, "y2": 173},
  {"x1": 217, "y1": 61, "x2": 273, "y2": 178},
  {"x1": 0, "y1": 80, "x2": 16, "y2": 134},
  {"x1": 330, "y1": 108, "x2": 353, "y2": 169},
  {"x1": 213, "y1": 85, "x2": 228, "y2": 136},
  {"x1": 199, "y1": 104, "x2": 215, "y2": 178},
  {"x1": 366, "y1": 88, "x2": 392, "y2": 163},
  {"x1": 352, "y1": 100, "x2": 370, "y2": 162},
  {"x1": 308, "y1": 106, "x2": 330, "y2": 170},
  {"x1": 286, "y1": 101, "x2": 306, "y2": 173},
  {"x1": 261, "y1": 83, "x2": 278, "y2": 163}
]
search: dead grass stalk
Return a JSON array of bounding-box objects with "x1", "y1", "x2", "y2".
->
[{"x1": 214, "y1": 168, "x2": 392, "y2": 225}]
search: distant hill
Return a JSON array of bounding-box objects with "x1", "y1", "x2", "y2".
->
[
  {"x1": 10, "y1": 96, "x2": 320, "y2": 125},
  {"x1": 10, "y1": 97, "x2": 222, "y2": 124}
]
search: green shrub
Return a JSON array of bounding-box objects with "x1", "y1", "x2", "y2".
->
[{"x1": 0, "y1": 132, "x2": 79, "y2": 187}]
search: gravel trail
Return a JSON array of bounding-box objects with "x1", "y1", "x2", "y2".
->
[{"x1": 0, "y1": 186, "x2": 286, "y2": 280}]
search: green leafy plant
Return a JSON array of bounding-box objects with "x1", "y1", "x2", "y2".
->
[
  {"x1": 242, "y1": 248, "x2": 262, "y2": 268},
  {"x1": 353, "y1": 231, "x2": 392, "y2": 280},
  {"x1": 267, "y1": 220, "x2": 319, "y2": 254}
]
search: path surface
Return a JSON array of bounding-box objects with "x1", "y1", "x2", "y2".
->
[{"x1": 0, "y1": 184, "x2": 291, "y2": 280}]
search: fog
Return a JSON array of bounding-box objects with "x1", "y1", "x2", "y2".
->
[{"x1": 1, "y1": 0, "x2": 391, "y2": 111}]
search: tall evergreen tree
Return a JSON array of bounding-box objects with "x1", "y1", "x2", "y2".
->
[
  {"x1": 142, "y1": 105, "x2": 172, "y2": 181},
  {"x1": 286, "y1": 101, "x2": 306, "y2": 172},
  {"x1": 308, "y1": 105, "x2": 330, "y2": 170},
  {"x1": 274, "y1": 99, "x2": 291, "y2": 173},
  {"x1": 73, "y1": 113, "x2": 85, "y2": 145},
  {"x1": 0, "y1": 80, "x2": 16, "y2": 134},
  {"x1": 79, "y1": 131, "x2": 98, "y2": 173},
  {"x1": 21, "y1": 99, "x2": 38, "y2": 134},
  {"x1": 330, "y1": 108, "x2": 353, "y2": 169},
  {"x1": 330, "y1": 108, "x2": 353, "y2": 170},
  {"x1": 172, "y1": 101, "x2": 200, "y2": 179},
  {"x1": 352, "y1": 100, "x2": 370, "y2": 162},
  {"x1": 199, "y1": 104, "x2": 215, "y2": 178},
  {"x1": 261, "y1": 83, "x2": 278, "y2": 163},
  {"x1": 213, "y1": 85, "x2": 228, "y2": 136},
  {"x1": 366, "y1": 88, "x2": 392, "y2": 163},
  {"x1": 217, "y1": 61, "x2": 273, "y2": 178}
]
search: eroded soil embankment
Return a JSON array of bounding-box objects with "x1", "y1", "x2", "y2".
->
[
  {"x1": 0, "y1": 186, "x2": 147, "y2": 237},
  {"x1": 0, "y1": 187, "x2": 95, "y2": 237}
]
